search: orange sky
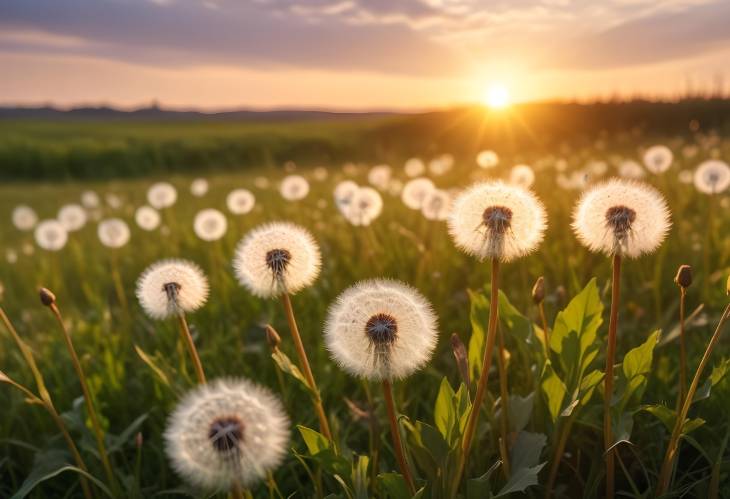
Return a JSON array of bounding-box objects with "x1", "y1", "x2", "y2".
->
[{"x1": 2, "y1": 0, "x2": 729, "y2": 110}]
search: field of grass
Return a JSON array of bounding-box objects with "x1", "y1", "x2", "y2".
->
[{"x1": 1, "y1": 116, "x2": 730, "y2": 498}]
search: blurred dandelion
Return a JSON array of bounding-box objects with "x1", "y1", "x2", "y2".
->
[
  {"x1": 34, "y1": 220, "x2": 68, "y2": 251},
  {"x1": 421, "y1": 189, "x2": 452, "y2": 221},
  {"x1": 57, "y1": 204, "x2": 87, "y2": 232},
  {"x1": 193, "y1": 209, "x2": 228, "y2": 242},
  {"x1": 643, "y1": 145, "x2": 673, "y2": 174},
  {"x1": 401, "y1": 177, "x2": 435, "y2": 210},
  {"x1": 147, "y1": 182, "x2": 178, "y2": 209},
  {"x1": 280, "y1": 175, "x2": 309, "y2": 201},
  {"x1": 253, "y1": 176, "x2": 270, "y2": 190},
  {"x1": 404, "y1": 158, "x2": 425, "y2": 177},
  {"x1": 135, "y1": 206, "x2": 161, "y2": 231},
  {"x1": 165, "y1": 378, "x2": 289, "y2": 493},
  {"x1": 313, "y1": 166, "x2": 329, "y2": 181},
  {"x1": 343, "y1": 187, "x2": 383, "y2": 226},
  {"x1": 509, "y1": 164, "x2": 535, "y2": 189},
  {"x1": 368, "y1": 164, "x2": 392, "y2": 190},
  {"x1": 693, "y1": 159, "x2": 730, "y2": 194},
  {"x1": 476, "y1": 150, "x2": 499, "y2": 169},
  {"x1": 190, "y1": 178, "x2": 209, "y2": 197},
  {"x1": 137, "y1": 259, "x2": 209, "y2": 383},
  {"x1": 618, "y1": 160, "x2": 645, "y2": 179},
  {"x1": 429, "y1": 154, "x2": 454, "y2": 176},
  {"x1": 80, "y1": 190, "x2": 100, "y2": 208},
  {"x1": 98, "y1": 218, "x2": 131, "y2": 248},
  {"x1": 334, "y1": 180, "x2": 359, "y2": 210},
  {"x1": 226, "y1": 189, "x2": 256, "y2": 215},
  {"x1": 12, "y1": 205, "x2": 38, "y2": 231}
]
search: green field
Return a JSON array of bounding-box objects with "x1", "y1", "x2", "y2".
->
[{"x1": 1, "y1": 112, "x2": 730, "y2": 498}]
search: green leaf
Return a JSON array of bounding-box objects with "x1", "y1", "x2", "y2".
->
[
  {"x1": 297, "y1": 425, "x2": 330, "y2": 455},
  {"x1": 622, "y1": 330, "x2": 660, "y2": 380},
  {"x1": 467, "y1": 289, "x2": 490, "y2": 381},
  {"x1": 466, "y1": 461, "x2": 501, "y2": 499},
  {"x1": 352, "y1": 455, "x2": 370, "y2": 499},
  {"x1": 495, "y1": 463, "x2": 545, "y2": 497},
  {"x1": 541, "y1": 362, "x2": 566, "y2": 422},
  {"x1": 378, "y1": 473, "x2": 410, "y2": 499},
  {"x1": 11, "y1": 450, "x2": 113, "y2": 499},
  {"x1": 510, "y1": 431, "x2": 546, "y2": 471},
  {"x1": 133, "y1": 345, "x2": 172, "y2": 388},
  {"x1": 498, "y1": 290, "x2": 544, "y2": 360},
  {"x1": 507, "y1": 393, "x2": 534, "y2": 433},
  {"x1": 608, "y1": 412, "x2": 634, "y2": 451},
  {"x1": 272, "y1": 350, "x2": 314, "y2": 395},
  {"x1": 434, "y1": 377, "x2": 456, "y2": 441},
  {"x1": 694, "y1": 358, "x2": 730, "y2": 402},
  {"x1": 641, "y1": 404, "x2": 675, "y2": 430}
]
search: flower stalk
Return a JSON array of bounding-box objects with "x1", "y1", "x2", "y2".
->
[
  {"x1": 382, "y1": 379, "x2": 416, "y2": 495},
  {"x1": 603, "y1": 254, "x2": 622, "y2": 499}
]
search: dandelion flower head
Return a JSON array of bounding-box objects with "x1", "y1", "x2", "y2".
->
[
  {"x1": 193, "y1": 209, "x2": 228, "y2": 241},
  {"x1": 58, "y1": 204, "x2": 87, "y2": 232},
  {"x1": 136, "y1": 259, "x2": 209, "y2": 319},
  {"x1": 509, "y1": 164, "x2": 535, "y2": 189},
  {"x1": 12, "y1": 205, "x2": 38, "y2": 231},
  {"x1": 147, "y1": 182, "x2": 178, "y2": 209},
  {"x1": 135, "y1": 206, "x2": 161, "y2": 231},
  {"x1": 280, "y1": 175, "x2": 310, "y2": 201},
  {"x1": 693, "y1": 160, "x2": 730, "y2": 194},
  {"x1": 643, "y1": 145, "x2": 673, "y2": 174},
  {"x1": 34, "y1": 220, "x2": 68, "y2": 251},
  {"x1": 401, "y1": 177, "x2": 435, "y2": 210},
  {"x1": 98, "y1": 218, "x2": 131, "y2": 248},
  {"x1": 226, "y1": 189, "x2": 256, "y2": 215},
  {"x1": 190, "y1": 178, "x2": 209, "y2": 197}
]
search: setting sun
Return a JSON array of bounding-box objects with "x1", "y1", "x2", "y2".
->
[{"x1": 483, "y1": 84, "x2": 510, "y2": 109}]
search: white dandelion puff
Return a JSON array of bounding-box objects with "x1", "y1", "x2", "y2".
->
[
  {"x1": 401, "y1": 177, "x2": 435, "y2": 210},
  {"x1": 324, "y1": 279, "x2": 438, "y2": 380},
  {"x1": 34, "y1": 220, "x2": 68, "y2": 251},
  {"x1": 476, "y1": 150, "x2": 499, "y2": 169},
  {"x1": 693, "y1": 160, "x2": 730, "y2": 194},
  {"x1": 226, "y1": 189, "x2": 256, "y2": 215},
  {"x1": 57, "y1": 204, "x2": 87, "y2": 232},
  {"x1": 12, "y1": 205, "x2": 38, "y2": 231},
  {"x1": 164, "y1": 378, "x2": 289, "y2": 492},
  {"x1": 135, "y1": 206, "x2": 161, "y2": 231},
  {"x1": 618, "y1": 160, "x2": 645, "y2": 179},
  {"x1": 193, "y1": 209, "x2": 228, "y2": 241},
  {"x1": 429, "y1": 154, "x2": 454, "y2": 176},
  {"x1": 368, "y1": 165, "x2": 392, "y2": 190},
  {"x1": 343, "y1": 187, "x2": 383, "y2": 226},
  {"x1": 572, "y1": 179, "x2": 671, "y2": 258},
  {"x1": 448, "y1": 181, "x2": 547, "y2": 262},
  {"x1": 643, "y1": 145, "x2": 673, "y2": 174},
  {"x1": 404, "y1": 158, "x2": 425, "y2": 178},
  {"x1": 333, "y1": 180, "x2": 359, "y2": 210},
  {"x1": 312, "y1": 166, "x2": 329, "y2": 182},
  {"x1": 253, "y1": 176, "x2": 270, "y2": 190},
  {"x1": 509, "y1": 164, "x2": 535, "y2": 189},
  {"x1": 190, "y1": 178, "x2": 209, "y2": 197},
  {"x1": 147, "y1": 182, "x2": 178, "y2": 209},
  {"x1": 106, "y1": 193, "x2": 123, "y2": 210},
  {"x1": 136, "y1": 259, "x2": 209, "y2": 319},
  {"x1": 98, "y1": 218, "x2": 130, "y2": 248},
  {"x1": 233, "y1": 222, "x2": 321, "y2": 298},
  {"x1": 421, "y1": 189, "x2": 452, "y2": 221},
  {"x1": 81, "y1": 190, "x2": 100, "y2": 208},
  {"x1": 280, "y1": 175, "x2": 309, "y2": 201}
]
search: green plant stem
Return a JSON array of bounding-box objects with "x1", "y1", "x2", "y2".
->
[
  {"x1": 382, "y1": 379, "x2": 416, "y2": 495},
  {"x1": 496, "y1": 326, "x2": 511, "y2": 477},
  {"x1": 177, "y1": 312, "x2": 207, "y2": 384},
  {"x1": 49, "y1": 302, "x2": 116, "y2": 492},
  {"x1": 656, "y1": 303, "x2": 730, "y2": 496},
  {"x1": 545, "y1": 412, "x2": 576, "y2": 499},
  {"x1": 110, "y1": 251, "x2": 128, "y2": 314},
  {"x1": 281, "y1": 293, "x2": 333, "y2": 444},
  {"x1": 677, "y1": 287, "x2": 687, "y2": 408},
  {"x1": 604, "y1": 254, "x2": 621, "y2": 499},
  {"x1": 452, "y1": 257, "x2": 501, "y2": 496}
]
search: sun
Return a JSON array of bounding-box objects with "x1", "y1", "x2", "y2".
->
[{"x1": 483, "y1": 84, "x2": 510, "y2": 109}]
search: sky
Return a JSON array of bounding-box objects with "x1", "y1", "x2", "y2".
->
[{"x1": 1, "y1": 0, "x2": 729, "y2": 110}]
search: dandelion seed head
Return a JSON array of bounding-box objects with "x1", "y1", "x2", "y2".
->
[
  {"x1": 448, "y1": 181, "x2": 546, "y2": 262},
  {"x1": 193, "y1": 209, "x2": 228, "y2": 241},
  {"x1": 313, "y1": 166, "x2": 329, "y2": 182},
  {"x1": 233, "y1": 222, "x2": 321, "y2": 298},
  {"x1": 58, "y1": 204, "x2": 87, "y2": 232},
  {"x1": 164, "y1": 378, "x2": 289, "y2": 491},
  {"x1": 401, "y1": 177, "x2": 435, "y2": 210},
  {"x1": 135, "y1": 206, "x2": 161, "y2": 231},
  {"x1": 643, "y1": 145, "x2": 673, "y2": 174},
  {"x1": 509, "y1": 164, "x2": 535, "y2": 189},
  {"x1": 368, "y1": 165, "x2": 392, "y2": 190},
  {"x1": 404, "y1": 158, "x2": 425, "y2": 178},
  {"x1": 693, "y1": 160, "x2": 730, "y2": 194},
  {"x1": 34, "y1": 219, "x2": 68, "y2": 251},
  {"x1": 324, "y1": 279, "x2": 438, "y2": 380},
  {"x1": 136, "y1": 259, "x2": 209, "y2": 319},
  {"x1": 147, "y1": 182, "x2": 178, "y2": 209},
  {"x1": 333, "y1": 180, "x2": 359, "y2": 209},
  {"x1": 421, "y1": 189, "x2": 452, "y2": 221},
  {"x1": 618, "y1": 160, "x2": 645, "y2": 179},
  {"x1": 572, "y1": 179, "x2": 671, "y2": 258},
  {"x1": 190, "y1": 178, "x2": 209, "y2": 197},
  {"x1": 105, "y1": 193, "x2": 123, "y2": 210},
  {"x1": 429, "y1": 154, "x2": 454, "y2": 176},
  {"x1": 226, "y1": 189, "x2": 256, "y2": 215},
  {"x1": 476, "y1": 150, "x2": 499, "y2": 169},
  {"x1": 12, "y1": 205, "x2": 38, "y2": 231},
  {"x1": 280, "y1": 175, "x2": 310, "y2": 201},
  {"x1": 81, "y1": 190, "x2": 100, "y2": 208},
  {"x1": 98, "y1": 218, "x2": 131, "y2": 248},
  {"x1": 343, "y1": 187, "x2": 383, "y2": 226}
]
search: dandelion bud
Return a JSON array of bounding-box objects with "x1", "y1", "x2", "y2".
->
[
  {"x1": 450, "y1": 333, "x2": 470, "y2": 388},
  {"x1": 39, "y1": 287, "x2": 56, "y2": 307},
  {"x1": 265, "y1": 325, "x2": 281, "y2": 351},
  {"x1": 135, "y1": 432, "x2": 144, "y2": 449},
  {"x1": 532, "y1": 276, "x2": 545, "y2": 304},
  {"x1": 674, "y1": 265, "x2": 692, "y2": 289}
]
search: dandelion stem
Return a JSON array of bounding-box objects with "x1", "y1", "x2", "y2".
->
[
  {"x1": 48, "y1": 302, "x2": 116, "y2": 491},
  {"x1": 545, "y1": 412, "x2": 576, "y2": 499},
  {"x1": 0, "y1": 307, "x2": 94, "y2": 499},
  {"x1": 678, "y1": 287, "x2": 687, "y2": 408},
  {"x1": 496, "y1": 325, "x2": 511, "y2": 477},
  {"x1": 280, "y1": 293, "x2": 333, "y2": 443},
  {"x1": 382, "y1": 379, "x2": 416, "y2": 495},
  {"x1": 656, "y1": 303, "x2": 730, "y2": 496},
  {"x1": 177, "y1": 312, "x2": 207, "y2": 384},
  {"x1": 539, "y1": 301, "x2": 550, "y2": 349},
  {"x1": 453, "y1": 257, "x2": 501, "y2": 495},
  {"x1": 604, "y1": 254, "x2": 622, "y2": 499}
]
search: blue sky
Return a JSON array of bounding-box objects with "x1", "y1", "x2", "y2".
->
[{"x1": 1, "y1": 0, "x2": 729, "y2": 109}]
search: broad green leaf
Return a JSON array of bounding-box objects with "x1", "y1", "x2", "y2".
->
[
  {"x1": 272, "y1": 350, "x2": 314, "y2": 395},
  {"x1": 608, "y1": 412, "x2": 634, "y2": 451},
  {"x1": 466, "y1": 461, "x2": 501, "y2": 499},
  {"x1": 622, "y1": 330, "x2": 660, "y2": 380},
  {"x1": 495, "y1": 464, "x2": 545, "y2": 497},
  {"x1": 541, "y1": 362, "x2": 566, "y2": 422},
  {"x1": 497, "y1": 290, "x2": 544, "y2": 360},
  {"x1": 434, "y1": 377, "x2": 456, "y2": 441},
  {"x1": 378, "y1": 473, "x2": 410, "y2": 499},
  {"x1": 694, "y1": 358, "x2": 730, "y2": 402},
  {"x1": 510, "y1": 431, "x2": 546, "y2": 472},
  {"x1": 467, "y1": 289, "x2": 490, "y2": 380},
  {"x1": 297, "y1": 425, "x2": 330, "y2": 455},
  {"x1": 508, "y1": 393, "x2": 534, "y2": 433},
  {"x1": 641, "y1": 404, "x2": 675, "y2": 430},
  {"x1": 352, "y1": 455, "x2": 370, "y2": 499}
]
